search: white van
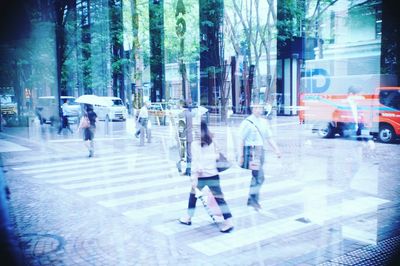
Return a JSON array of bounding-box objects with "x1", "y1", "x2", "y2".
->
[
  {"x1": 93, "y1": 96, "x2": 128, "y2": 121},
  {"x1": 36, "y1": 96, "x2": 81, "y2": 125}
]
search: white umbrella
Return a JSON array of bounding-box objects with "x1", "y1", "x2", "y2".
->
[
  {"x1": 198, "y1": 106, "x2": 208, "y2": 115},
  {"x1": 75, "y1": 95, "x2": 111, "y2": 106},
  {"x1": 193, "y1": 105, "x2": 208, "y2": 117}
]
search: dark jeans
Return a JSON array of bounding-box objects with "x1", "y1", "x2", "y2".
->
[
  {"x1": 187, "y1": 175, "x2": 232, "y2": 220},
  {"x1": 243, "y1": 146, "x2": 265, "y2": 203},
  {"x1": 58, "y1": 116, "x2": 72, "y2": 133},
  {"x1": 185, "y1": 141, "x2": 192, "y2": 174}
]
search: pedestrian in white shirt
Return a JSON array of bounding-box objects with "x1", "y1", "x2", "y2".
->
[
  {"x1": 58, "y1": 99, "x2": 73, "y2": 134},
  {"x1": 238, "y1": 103, "x2": 281, "y2": 211},
  {"x1": 179, "y1": 120, "x2": 234, "y2": 233},
  {"x1": 135, "y1": 101, "x2": 151, "y2": 145}
]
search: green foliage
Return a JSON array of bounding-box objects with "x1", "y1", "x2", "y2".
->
[{"x1": 164, "y1": 0, "x2": 199, "y2": 64}]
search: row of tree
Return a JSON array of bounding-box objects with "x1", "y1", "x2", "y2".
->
[{"x1": 1, "y1": 0, "x2": 397, "y2": 123}]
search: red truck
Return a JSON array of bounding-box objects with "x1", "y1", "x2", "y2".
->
[{"x1": 299, "y1": 86, "x2": 400, "y2": 143}]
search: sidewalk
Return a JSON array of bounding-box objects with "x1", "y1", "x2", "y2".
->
[{"x1": 1, "y1": 114, "x2": 400, "y2": 265}]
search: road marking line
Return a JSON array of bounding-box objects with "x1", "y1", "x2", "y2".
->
[
  {"x1": 121, "y1": 180, "x2": 300, "y2": 218},
  {"x1": 188, "y1": 196, "x2": 389, "y2": 256},
  {"x1": 19, "y1": 155, "x2": 169, "y2": 175},
  {"x1": 0, "y1": 140, "x2": 30, "y2": 152},
  {"x1": 48, "y1": 169, "x2": 179, "y2": 184},
  {"x1": 152, "y1": 185, "x2": 342, "y2": 236},
  {"x1": 85, "y1": 168, "x2": 250, "y2": 199},
  {"x1": 48, "y1": 137, "x2": 133, "y2": 143},
  {"x1": 13, "y1": 153, "x2": 145, "y2": 171},
  {"x1": 59, "y1": 166, "x2": 245, "y2": 190},
  {"x1": 33, "y1": 161, "x2": 174, "y2": 179}
]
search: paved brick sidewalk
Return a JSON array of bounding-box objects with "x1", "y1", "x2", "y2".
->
[{"x1": 1, "y1": 116, "x2": 400, "y2": 265}]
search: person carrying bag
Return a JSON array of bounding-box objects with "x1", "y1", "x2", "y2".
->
[
  {"x1": 238, "y1": 103, "x2": 281, "y2": 211},
  {"x1": 179, "y1": 120, "x2": 234, "y2": 233}
]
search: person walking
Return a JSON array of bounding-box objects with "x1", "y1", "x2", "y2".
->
[
  {"x1": 135, "y1": 101, "x2": 151, "y2": 145},
  {"x1": 238, "y1": 103, "x2": 281, "y2": 211},
  {"x1": 179, "y1": 100, "x2": 195, "y2": 176},
  {"x1": 179, "y1": 120, "x2": 234, "y2": 233},
  {"x1": 58, "y1": 99, "x2": 73, "y2": 134},
  {"x1": 346, "y1": 86, "x2": 365, "y2": 136},
  {"x1": 79, "y1": 104, "x2": 97, "y2": 157}
]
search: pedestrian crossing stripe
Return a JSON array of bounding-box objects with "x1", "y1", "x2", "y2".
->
[
  {"x1": 46, "y1": 168, "x2": 178, "y2": 185},
  {"x1": 59, "y1": 169, "x2": 179, "y2": 189},
  {"x1": 121, "y1": 179, "x2": 301, "y2": 221},
  {"x1": 12, "y1": 153, "x2": 161, "y2": 171},
  {"x1": 79, "y1": 168, "x2": 247, "y2": 199},
  {"x1": 14, "y1": 154, "x2": 168, "y2": 178},
  {"x1": 152, "y1": 185, "x2": 343, "y2": 236},
  {"x1": 0, "y1": 139, "x2": 31, "y2": 152},
  {"x1": 94, "y1": 168, "x2": 251, "y2": 206},
  {"x1": 7, "y1": 142, "x2": 391, "y2": 258},
  {"x1": 31, "y1": 160, "x2": 173, "y2": 180},
  {"x1": 187, "y1": 196, "x2": 389, "y2": 256},
  {"x1": 48, "y1": 137, "x2": 137, "y2": 143}
]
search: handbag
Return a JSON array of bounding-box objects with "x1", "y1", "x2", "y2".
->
[
  {"x1": 240, "y1": 119, "x2": 264, "y2": 171},
  {"x1": 216, "y1": 152, "x2": 231, "y2": 172},
  {"x1": 241, "y1": 146, "x2": 262, "y2": 170},
  {"x1": 214, "y1": 142, "x2": 231, "y2": 172},
  {"x1": 79, "y1": 116, "x2": 90, "y2": 129}
]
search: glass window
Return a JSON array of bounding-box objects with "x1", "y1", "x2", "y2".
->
[
  {"x1": 111, "y1": 99, "x2": 124, "y2": 106},
  {"x1": 379, "y1": 89, "x2": 400, "y2": 110}
]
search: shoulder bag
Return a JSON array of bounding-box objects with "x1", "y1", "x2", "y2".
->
[
  {"x1": 241, "y1": 119, "x2": 264, "y2": 171},
  {"x1": 214, "y1": 142, "x2": 231, "y2": 172},
  {"x1": 79, "y1": 116, "x2": 90, "y2": 129}
]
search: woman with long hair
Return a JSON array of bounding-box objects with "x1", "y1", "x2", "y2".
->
[
  {"x1": 78, "y1": 104, "x2": 97, "y2": 157},
  {"x1": 179, "y1": 120, "x2": 234, "y2": 233}
]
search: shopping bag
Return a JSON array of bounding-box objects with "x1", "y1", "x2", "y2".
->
[{"x1": 241, "y1": 146, "x2": 262, "y2": 171}]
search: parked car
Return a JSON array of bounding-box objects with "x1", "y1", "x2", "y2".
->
[
  {"x1": 148, "y1": 102, "x2": 167, "y2": 125},
  {"x1": 93, "y1": 96, "x2": 128, "y2": 121},
  {"x1": 0, "y1": 95, "x2": 18, "y2": 126},
  {"x1": 0, "y1": 95, "x2": 17, "y2": 116},
  {"x1": 35, "y1": 96, "x2": 81, "y2": 125}
]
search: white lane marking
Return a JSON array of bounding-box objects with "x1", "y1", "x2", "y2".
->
[
  {"x1": 85, "y1": 168, "x2": 251, "y2": 199},
  {"x1": 48, "y1": 137, "x2": 133, "y2": 143},
  {"x1": 152, "y1": 185, "x2": 342, "y2": 236},
  {"x1": 48, "y1": 169, "x2": 178, "y2": 184},
  {"x1": 60, "y1": 166, "x2": 245, "y2": 190},
  {"x1": 188, "y1": 196, "x2": 389, "y2": 256},
  {"x1": 122, "y1": 180, "x2": 301, "y2": 219},
  {"x1": 13, "y1": 153, "x2": 148, "y2": 171},
  {"x1": 60, "y1": 172, "x2": 182, "y2": 189},
  {"x1": 31, "y1": 158, "x2": 173, "y2": 179},
  {"x1": 0, "y1": 140, "x2": 30, "y2": 152},
  {"x1": 18, "y1": 154, "x2": 167, "y2": 174}
]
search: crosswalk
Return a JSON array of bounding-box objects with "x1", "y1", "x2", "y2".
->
[
  {"x1": 6, "y1": 123, "x2": 391, "y2": 260},
  {"x1": 10, "y1": 145, "x2": 390, "y2": 259}
]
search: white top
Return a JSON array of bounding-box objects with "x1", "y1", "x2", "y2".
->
[
  {"x1": 138, "y1": 105, "x2": 149, "y2": 119},
  {"x1": 61, "y1": 102, "x2": 69, "y2": 116},
  {"x1": 239, "y1": 114, "x2": 272, "y2": 147},
  {"x1": 191, "y1": 140, "x2": 219, "y2": 178}
]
